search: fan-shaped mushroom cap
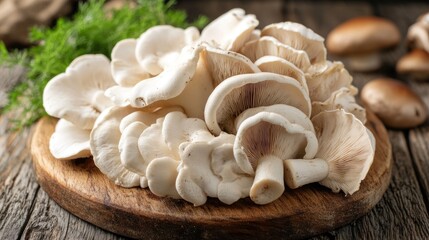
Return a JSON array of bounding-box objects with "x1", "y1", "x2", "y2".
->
[
  {"x1": 240, "y1": 36, "x2": 312, "y2": 71},
  {"x1": 146, "y1": 156, "x2": 181, "y2": 199},
  {"x1": 407, "y1": 13, "x2": 429, "y2": 52},
  {"x1": 111, "y1": 38, "x2": 150, "y2": 87},
  {"x1": 312, "y1": 87, "x2": 366, "y2": 123},
  {"x1": 201, "y1": 43, "x2": 260, "y2": 87},
  {"x1": 235, "y1": 104, "x2": 314, "y2": 134},
  {"x1": 305, "y1": 61, "x2": 353, "y2": 102},
  {"x1": 312, "y1": 110, "x2": 375, "y2": 194},
  {"x1": 90, "y1": 106, "x2": 142, "y2": 188},
  {"x1": 396, "y1": 49, "x2": 429, "y2": 81},
  {"x1": 234, "y1": 111, "x2": 318, "y2": 204},
  {"x1": 136, "y1": 25, "x2": 199, "y2": 75},
  {"x1": 200, "y1": 8, "x2": 259, "y2": 51},
  {"x1": 255, "y1": 55, "x2": 308, "y2": 94},
  {"x1": 49, "y1": 119, "x2": 91, "y2": 160},
  {"x1": 205, "y1": 72, "x2": 311, "y2": 135},
  {"x1": 43, "y1": 54, "x2": 115, "y2": 130},
  {"x1": 106, "y1": 45, "x2": 213, "y2": 119},
  {"x1": 261, "y1": 22, "x2": 327, "y2": 64}
]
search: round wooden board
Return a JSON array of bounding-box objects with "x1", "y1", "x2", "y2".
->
[{"x1": 30, "y1": 111, "x2": 392, "y2": 240}]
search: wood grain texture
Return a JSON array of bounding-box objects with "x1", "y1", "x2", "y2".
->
[{"x1": 30, "y1": 111, "x2": 391, "y2": 240}]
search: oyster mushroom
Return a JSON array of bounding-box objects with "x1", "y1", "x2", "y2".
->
[
  {"x1": 305, "y1": 61, "x2": 353, "y2": 102},
  {"x1": 326, "y1": 16, "x2": 401, "y2": 71},
  {"x1": 261, "y1": 22, "x2": 327, "y2": 64},
  {"x1": 255, "y1": 55, "x2": 309, "y2": 94},
  {"x1": 200, "y1": 8, "x2": 259, "y2": 51},
  {"x1": 49, "y1": 119, "x2": 91, "y2": 160},
  {"x1": 283, "y1": 110, "x2": 375, "y2": 195},
  {"x1": 234, "y1": 111, "x2": 318, "y2": 204},
  {"x1": 312, "y1": 86, "x2": 366, "y2": 123},
  {"x1": 111, "y1": 38, "x2": 150, "y2": 87},
  {"x1": 240, "y1": 36, "x2": 312, "y2": 71},
  {"x1": 43, "y1": 54, "x2": 115, "y2": 130},
  {"x1": 136, "y1": 25, "x2": 199, "y2": 75},
  {"x1": 204, "y1": 72, "x2": 311, "y2": 135}
]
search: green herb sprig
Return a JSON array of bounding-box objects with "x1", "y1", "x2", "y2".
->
[{"x1": 1, "y1": 0, "x2": 207, "y2": 129}]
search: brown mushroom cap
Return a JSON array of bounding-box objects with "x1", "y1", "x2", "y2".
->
[
  {"x1": 361, "y1": 77, "x2": 427, "y2": 128},
  {"x1": 396, "y1": 49, "x2": 429, "y2": 80},
  {"x1": 327, "y1": 16, "x2": 401, "y2": 55}
]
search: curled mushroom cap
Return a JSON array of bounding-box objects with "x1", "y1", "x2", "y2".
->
[
  {"x1": 326, "y1": 17, "x2": 400, "y2": 71},
  {"x1": 136, "y1": 25, "x2": 199, "y2": 76},
  {"x1": 205, "y1": 72, "x2": 311, "y2": 135},
  {"x1": 305, "y1": 61, "x2": 353, "y2": 102},
  {"x1": 407, "y1": 13, "x2": 429, "y2": 52},
  {"x1": 312, "y1": 86, "x2": 366, "y2": 123},
  {"x1": 49, "y1": 119, "x2": 91, "y2": 160},
  {"x1": 200, "y1": 8, "x2": 259, "y2": 51},
  {"x1": 284, "y1": 110, "x2": 375, "y2": 195},
  {"x1": 234, "y1": 111, "x2": 318, "y2": 204},
  {"x1": 396, "y1": 49, "x2": 429, "y2": 81},
  {"x1": 255, "y1": 56, "x2": 308, "y2": 94},
  {"x1": 111, "y1": 38, "x2": 150, "y2": 87},
  {"x1": 43, "y1": 54, "x2": 115, "y2": 129},
  {"x1": 240, "y1": 36, "x2": 312, "y2": 71},
  {"x1": 261, "y1": 22, "x2": 327, "y2": 64}
]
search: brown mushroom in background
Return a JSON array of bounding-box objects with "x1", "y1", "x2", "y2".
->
[
  {"x1": 326, "y1": 16, "x2": 401, "y2": 72},
  {"x1": 407, "y1": 12, "x2": 429, "y2": 52},
  {"x1": 396, "y1": 49, "x2": 429, "y2": 81},
  {"x1": 360, "y1": 77, "x2": 427, "y2": 128}
]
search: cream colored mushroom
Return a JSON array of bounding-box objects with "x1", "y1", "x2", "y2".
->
[
  {"x1": 136, "y1": 25, "x2": 199, "y2": 76},
  {"x1": 312, "y1": 86, "x2": 366, "y2": 123},
  {"x1": 200, "y1": 8, "x2": 259, "y2": 51},
  {"x1": 240, "y1": 36, "x2": 312, "y2": 71},
  {"x1": 305, "y1": 61, "x2": 353, "y2": 102},
  {"x1": 283, "y1": 110, "x2": 375, "y2": 195},
  {"x1": 106, "y1": 45, "x2": 213, "y2": 119},
  {"x1": 111, "y1": 38, "x2": 150, "y2": 87},
  {"x1": 204, "y1": 72, "x2": 311, "y2": 135},
  {"x1": 49, "y1": 119, "x2": 91, "y2": 160},
  {"x1": 43, "y1": 54, "x2": 115, "y2": 129},
  {"x1": 201, "y1": 43, "x2": 260, "y2": 87},
  {"x1": 234, "y1": 111, "x2": 318, "y2": 204},
  {"x1": 255, "y1": 55, "x2": 309, "y2": 94},
  {"x1": 407, "y1": 13, "x2": 429, "y2": 52},
  {"x1": 261, "y1": 22, "x2": 327, "y2": 64}
]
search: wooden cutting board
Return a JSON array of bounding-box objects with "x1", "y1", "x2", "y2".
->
[{"x1": 30, "y1": 111, "x2": 392, "y2": 240}]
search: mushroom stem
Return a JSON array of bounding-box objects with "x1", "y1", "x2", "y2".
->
[
  {"x1": 250, "y1": 155, "x2": 285, "y2": 205},
  {"x1": 283, "y1": 158, "x2": 329, "y2": 189},
  {"x1": 346, "y1": 52, "x2": 381, "y2": 72}
]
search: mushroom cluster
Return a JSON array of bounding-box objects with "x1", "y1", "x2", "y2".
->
[{"x1": 43, "y1": 9, "x2": 375, "y2": 206}]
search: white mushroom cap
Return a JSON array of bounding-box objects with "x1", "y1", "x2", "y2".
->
[
  {"x1": 204, "y1": 72, "x2": 311, "y2": 135},
  {"x1": 146, "y1": 156, "x2": 181, "y2": 199},
  {"x1": 235, "y1": 104, "x2": 314, "y2": 134},
  {"x1": 111, "y1": 38, "x2": 150, "y2": 87},
  {"x1": 233, "y1": 111, "x2": 318, "y2": 204},
  {"x1": 49, "y1": 119, "x2": 91, "y2": 160},
  {"x1": 200, "y1": 8, "x2": 259, "y2": 51},
  {"x1": 240, "y1": 36, "x2": 312, "y2": 71},
  {"x1": 312, "y1": 86, "x2": 366, "y2": 123},
  {"x1": 255, "y1": 55, "x2": 309, "y2": 94},
  {"x1": 408, "y1": 15, "x2": 429, "y2": 52},
  {"x1": 261, "y1": 22, "x2": 327, "y2": 64},
  {"x1": 90, "y1": 106, "x2": 142, "y2": 187},
  {"x1": 43, "y1": 54, "x2": 115, "y2": 129},
  {"x1": 201, "y1": 43, "x2": 260, "y2": 87},
  {"x1": 136, "y1": 25, "x2": 199, "y2": 75},
  {"x1": 311, "y1": 110, "x2": 375, "y2": 194},
  {"x1": 305, "y1": 61, "x2": 353, "y2": 102},
  {"x1": 106, "y1": 45, "x2": 213, "y2": 119}
]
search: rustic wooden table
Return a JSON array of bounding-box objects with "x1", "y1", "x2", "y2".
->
[{"x1": 1, "y1": 0, "x2": 429, "y2": 239}]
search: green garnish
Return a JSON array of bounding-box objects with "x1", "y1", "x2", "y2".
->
[{"x1": 1, "y1": 0, "x2": 207, "y2": 129}]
